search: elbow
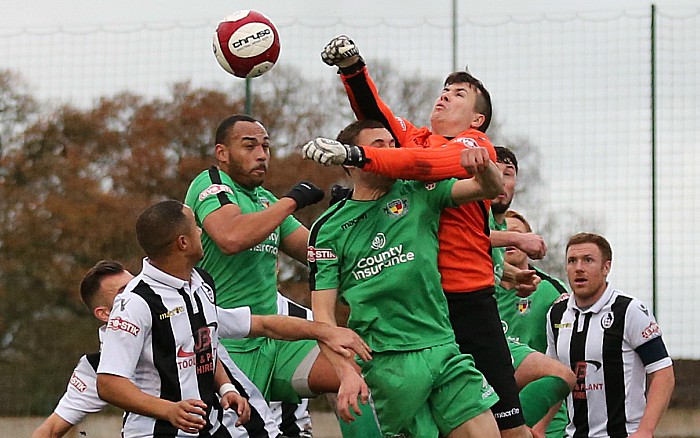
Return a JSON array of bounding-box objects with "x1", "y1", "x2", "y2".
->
[
  {"x1": 96, "y1": 375, "x2": 113, "y2": 403},
  {"x1": 216, "y1": 238, "x2": 248, "y2": 255}
]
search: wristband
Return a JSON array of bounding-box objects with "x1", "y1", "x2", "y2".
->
[{"x1": 219, "y1": 382, "x2": 239, "y2": 396}]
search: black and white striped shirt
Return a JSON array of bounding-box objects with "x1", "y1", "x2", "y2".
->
[
  {"x1": 271, "y1": 293, "x2": 313, "y2": 438},
  {"x1": 99, "y1": 259, "x2": 243, "y2": 437},
  {"x1": 546, "y1": 284, "x2": 672, "y2": 438}
]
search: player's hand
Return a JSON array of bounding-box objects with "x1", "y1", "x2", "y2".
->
[
  {"x1": 514, "y1": 269, "x2": 541, "y2": 297},
  {"x1": 321, "y1": 35, "x2": 362, "y2": 68},
  {"x1": 460, "y1": 147, "x2": 492, "y2": 175},
  {"x1": 514, "y1": 233, "x2": 547, "y2": 260},
  {"x1": 220, "y1": 391, "x2": 251, "y2": 426},
  {"x1": 284, "y1": 181, "x2": 324, "y2": 210},
  {"x1": 302, "y1": 138, "x2": 367, "y2": 168},
  {"x1": 319, "y1": 325, "x2": 372, "y2": 362},
  {"x1": 335, "y1": 370, "x2": 370, "y2": 423},
  {"x1": 166, "y1": 399, "x2": 207, "y2": 433}
]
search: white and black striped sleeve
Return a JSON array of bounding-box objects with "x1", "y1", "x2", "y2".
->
[
  {"x1": 97, "y1": 292, "x2": 150, "y2": 379},
  {"x1": 217, "y1": 306, "x2": 253, "y2": 339},
  {"x1": 54, "y1": 353, "x2": 106, "y2": 425},
  {"x1": 625, "y1": 300, "x2": 672, "y2": 373}
]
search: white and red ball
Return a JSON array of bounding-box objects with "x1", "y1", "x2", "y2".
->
[{"x1": 213, "y1": 10, "x2": 280, "y2": 79}]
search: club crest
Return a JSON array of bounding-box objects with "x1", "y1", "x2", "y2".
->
[{"x1": 384, "y1": 199, "x2": 408, "y2": 218}]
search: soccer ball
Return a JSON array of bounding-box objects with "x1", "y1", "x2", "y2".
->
[{"x1": 213, "y1": 10, "x2": 281, "y2": 79}]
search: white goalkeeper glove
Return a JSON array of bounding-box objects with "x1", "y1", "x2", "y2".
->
[
  {"x1": 302, "y1": 138, "x2": 368, "y2": 167},
  {"x1": 321, "y1": 35, "x2": 362, "y2": 68}
]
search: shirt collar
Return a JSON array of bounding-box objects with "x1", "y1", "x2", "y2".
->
[
  {"x1": 140, "y1": 258, "x2": 202, "y2": 291},
  {"x1": 569, "y1": 283, "x2": 614, "y2": 314}
]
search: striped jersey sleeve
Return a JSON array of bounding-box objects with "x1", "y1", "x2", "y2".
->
[{"x1": 53, "y1": 353, "x2": 106, "y2": 425}]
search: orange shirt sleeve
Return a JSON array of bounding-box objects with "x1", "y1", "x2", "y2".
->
[
  {"x1": 361, "y1": 132, "x2": 496, "y2": 182},
  {"x1": 341, "y1": 66, "x2": 416, "y2": 147}
]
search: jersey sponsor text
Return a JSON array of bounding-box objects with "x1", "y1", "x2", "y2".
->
[
  {"x1": 352, "y1": 244, "x2": 415, "y2": 280},
  {"x1": 69, "y1": 372, "x2": 87, "y2": 393},
  {"x1": 107, "y1": 317, "x2": 140, "y2": 336},
  {"x1": 199, "y1": 184, "x2": 234, "y2": 201}
]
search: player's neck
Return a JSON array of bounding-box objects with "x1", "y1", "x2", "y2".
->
[
  {"x1": 149, "y1": 257, "x2": 193, "y2": 283},
  {"x1": 352, "y1": 182, "x2": 392, "y2": 201}
]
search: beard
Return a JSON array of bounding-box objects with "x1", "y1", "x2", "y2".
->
[{"x1": 491, "y1": 200, "x2": 511, "y2": 215}]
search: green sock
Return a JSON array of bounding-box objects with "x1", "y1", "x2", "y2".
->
[
  {"x1": 519, "y1": 375, "x2": 571, "y2": 426},
  {"x1": 336, "y1": 401, "x2": 382, "y2": 438}
]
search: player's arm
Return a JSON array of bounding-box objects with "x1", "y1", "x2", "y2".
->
[
  {"x1": 631, "y1": 366, "x2": 674, "y2": 437},
  {"x1": 97, "y1": 374, "x2": 208, "y2": 434},
  {"x1": 450, "y1": 148, "x2": 503, "y2": 205},
  {"x1": 30, "y1": 413, "x2": 73, "y2": 438},
  {"x1": 214, "y1": 358, "x2": 250, "y2": 426},
  {"x1": 321, "y1": 35, "x2": 412, "y2": 145},
  {"x1": 305, "y1": 138, "x2": 479, "y2": 181},
  {"x1": 490, "y1": 229, "x2": 547, "y2": 260},
  {"x1": 248, "y1": 314, "x2": 371, "y2": 361},
  {"x1": 312, "y1": 288, "x2": 370, "y2": 423},
  {"x1": 279, "y1": 226, "x2": 310, "y2": 265},
  {"x1": 203, "y1": 182, "x2": 322, "y2": 255},
  {"x1": 501, "y1": 262, "x2": 541, "y2": 296}
]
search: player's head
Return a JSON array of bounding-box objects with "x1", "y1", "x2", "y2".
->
[
  {"x1": 430, "y1": 71, "x2": 492, "y2": 136},
  {"x1": 79, "y1": 260, "x2": 134, "y2": 322},
  {"x1": 215, "y1": 114, "x2": 270, "y2": 189},
  {"x1": 337, "y1": 120, "x2": 395, "y2": 182},
  {"x1": 492, "y1": 146, "x2": 518, "y2": 215},
  {"x1": 565, "y1": 233, "x2": 612, "y2": 306},
  {"x1": 136, "y1": 200, "x2": 204, "y2": 264},
  {"x1": 337, "y1": 119, "x2": 394, "y2": 148},
  {"x1": 503, "y1": 210, "x2": 532, "y2": 268}
]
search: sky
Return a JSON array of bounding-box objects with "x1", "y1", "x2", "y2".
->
[{"x1": 1, "y1": 0, "x2": 699, "y2": 28}]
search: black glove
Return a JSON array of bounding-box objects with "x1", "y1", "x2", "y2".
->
[
  {"x1": 284, "y1": 181, "x2": 324, "y2": 210},
  {"x1": 329, "y1": 184, "x2": 353, "y2": 206}
]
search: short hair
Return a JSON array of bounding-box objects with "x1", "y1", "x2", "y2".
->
[
  {"x1": 566, "y1": 233, "x2": 613, "y2": 263},
  {"x1": 79, "y1": 260, "x2": 125, "y2": 311},
  {"x1": 504, "y1": 210, "x2": 531, "y2": 233},
  {"x1": 215, "y1": 114, "x2": 260, "y2": 146},
  {"x1": 444, "y1": 71, "x2": 492, "y2": 133},
  {"x1": 136, "y1": 200, "x2": 189, "y2": 259},
  {"x1": 336, "y1": 119, "x2": 386, "y2": 146},
  {"x1": 495, "y1": 146, "x2": 518, "y2": 173}
]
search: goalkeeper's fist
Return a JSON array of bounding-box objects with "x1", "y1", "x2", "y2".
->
[
  {"x1": 321, "y1": 35, "x2": 362, "y2": 68},
  {"x1": 302, "y1": 138, "x2": 367, "y2": 168},
  {"x1": 284, "y1": 181, "x2": 324, "y2": 211}
]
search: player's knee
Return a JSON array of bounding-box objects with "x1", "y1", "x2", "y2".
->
[{"x1": 560, "y1": 367, "x2": 576, "y2": 390}]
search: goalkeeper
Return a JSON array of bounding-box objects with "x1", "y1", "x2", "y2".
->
[{"x1": 305, "y1": 36, "x2": 538, "y2": 438}]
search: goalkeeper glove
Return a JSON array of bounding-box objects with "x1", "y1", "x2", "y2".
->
[{"x1": 302, "y1": 138, "x2": 368, "y2": 168}]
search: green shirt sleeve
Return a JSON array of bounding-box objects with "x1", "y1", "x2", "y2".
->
[
  {"x1": 308, "y1": 216, "x2": 340, "y2": 292},
  {"x1": 185, "y1": 168, "x2": 240, "y2": 225}
]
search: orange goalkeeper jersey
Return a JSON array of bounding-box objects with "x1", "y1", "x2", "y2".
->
[{"x1": 341, "y1": 66, "x2": 496, "y2": 293}]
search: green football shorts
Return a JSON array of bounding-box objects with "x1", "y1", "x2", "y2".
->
[
  {"x1": 508, "y1": 338, "x2": 536, "y2": 370},
  {"x1": 227, "y1": 338, "x2": 318, "y2": 403},
  {"x1": 359, "y1": 343, "x2": 499, "y2": 437}
]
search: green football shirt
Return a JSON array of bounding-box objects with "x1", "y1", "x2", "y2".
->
[
  {"x1": 496, "y1": 266, "x2": 567, "y2": 353},
  {"x1": 489, "y1": 211, "x2": 508, "y2": 286},
  {"x1": 185, "y1": 167, "x2": 302, "y2": 351},
  {"x1": 309, "y1": 179, "x2": 458, "y2": 353}
]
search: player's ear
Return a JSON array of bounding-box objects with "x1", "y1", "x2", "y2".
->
[
  {"x1": 215, "y1": 143, "x2": 229, "y2": 163},
  {"x1": 94, "y1": 305, "x2": 110, "y2": 323},
  {"x1": 470, "y1": 113, "x2": 486, "y2": 130}
]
